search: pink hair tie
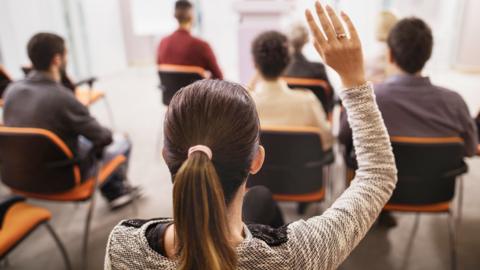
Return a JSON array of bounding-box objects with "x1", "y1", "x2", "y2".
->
[{"x1": 188, "y1": 145, "x2": 213, "y2": 160}]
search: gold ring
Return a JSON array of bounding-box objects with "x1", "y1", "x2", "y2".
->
[{"x1": 337, "y1": 33, "x2": 347, "y2": 39}]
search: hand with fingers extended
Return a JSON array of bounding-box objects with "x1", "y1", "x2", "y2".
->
[{"x1": 305, "y1": 2, "x2": 366, "y2": 88}]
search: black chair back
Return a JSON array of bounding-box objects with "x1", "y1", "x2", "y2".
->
[
  {"x1": 247, "y1": 127, "x2": 329, "y2": 197},
  {"x1": 283, "y1": 77, "x2": 334, "y2": 114},
  {"x1": 0, "y1": 127, "x2": 78, "y2": 194},
  {"x1": 389, "y1": 137, "x2": 467, "y2": 205},
  {"x1": 158, "y1": 65, "x2": 204, "y2": 105}
]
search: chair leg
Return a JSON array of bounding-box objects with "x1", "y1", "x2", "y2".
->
[
  {"x1": 457, "y1": 177, "x2": 464, "y2": 233},
  {"x1": 400, "y1": 213, "x2": 420, "y2": 270},
  {"x1": 45, "y1": 222, "x2": 72, "y2": 270},
  {"x1": 325, "y1": 165, "x2": 332, "y2": 204},
  {"x1": 81, "y1": 194, "x2": 97, "y2": 270},
  {"x1": 448, "y1": 212, "x2": 458, "y2": 270}
]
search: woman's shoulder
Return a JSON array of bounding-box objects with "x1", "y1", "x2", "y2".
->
[{"x1": 106, "y1": 218, "x2": 174, "y2": 268}]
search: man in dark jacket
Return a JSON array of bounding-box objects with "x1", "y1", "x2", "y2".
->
[{"x1": 3, "y1": 33, "x2": 139, "y2": 209}]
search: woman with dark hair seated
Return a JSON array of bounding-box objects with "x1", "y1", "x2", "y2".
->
[{"x1": 105, "y1": 3, "x2": 397, "y2": 270}]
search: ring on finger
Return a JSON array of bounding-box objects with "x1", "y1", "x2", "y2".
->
[{"x1": 337, "y1": 33, "x2": 347, "y2": 39}]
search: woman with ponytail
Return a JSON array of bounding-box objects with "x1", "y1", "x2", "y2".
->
[{"x1": 105, "y1": 2, "x2": 397, "y2": 269}]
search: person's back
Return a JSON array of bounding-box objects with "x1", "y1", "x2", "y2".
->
[
  {"x1": 340, "y1": 17, "x2": 477, "y2": 158},
  {"x1": 156, "y1": 0, "x2": 223, "y2": 79},
  {"x1": 250, "y1": 31, "x2": 333, "y2": 150},
  {"x1": 3, "y1": 71, "x2": 103, "y2": 152},
  {"x1": 375, "y1": 75, "x2": 475, "y2": 144}
]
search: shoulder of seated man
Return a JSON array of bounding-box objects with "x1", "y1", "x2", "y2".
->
[{"x1": 288, "y1": 87, "x2": 318, "y2": 101}]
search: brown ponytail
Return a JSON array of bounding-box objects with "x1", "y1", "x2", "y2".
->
[
  {"x1": 164, "y1": 79, "x2": 260, "y2": 270},
  {"x1": 173, "y1": 152, "x2": 236, "y2": 270}
]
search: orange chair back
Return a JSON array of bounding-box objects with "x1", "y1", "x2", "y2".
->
[
  {"x1": 0, "y1": 127, "x2": 81, "y2": 194},
  {"x1": 158, "y1": 64, "x2": 205, "y2": 105},
  {"x1": 282, "y1": 76, "x2": 333, "y2": 114},
  {"x1": 387, "y1": 136, "x2": 466, "y2": 207}
]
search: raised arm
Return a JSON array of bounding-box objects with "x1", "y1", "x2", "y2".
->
[{"x1": 286, "y1": 3, "x2": 397, "y2": 269}]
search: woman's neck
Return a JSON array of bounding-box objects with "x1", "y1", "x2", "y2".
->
[
  {"x1": 226, "y1": 185, "x2": 246, "y2": 244},
  {"x1": 163, "y1": 185, "x2": 246, "y2": 258}
]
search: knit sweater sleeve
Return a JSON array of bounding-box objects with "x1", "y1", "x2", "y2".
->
[{"x1": 286, "y1": 83, "x2": 397, "y2": 269}]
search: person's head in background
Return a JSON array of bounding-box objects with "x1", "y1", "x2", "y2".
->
[
  {"x1": 375, "y1": 11, "x2": 398, "y2": 42},
  {"x1": 27, "y1": 33, "x2": 67, "y2": 82},
  {"x1": 175, "y1": 0, "x2": 194, "y2": 31},
  {"x1": 289, "y1": 22, "x2": 309, "y2": 55},
  {"x1": 252, "y1": 31, "x2": 290, "y2": 82},
  {"x1": 387, "y1": 17, "x2": 433, "y2": 76},
  {"x1": 163, "y1": 79, "x2": 265, "y2": 270}
]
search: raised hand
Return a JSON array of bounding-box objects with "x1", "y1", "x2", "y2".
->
[{"x1": 305, "y1": 2, "x2": 366, "y2": 88}]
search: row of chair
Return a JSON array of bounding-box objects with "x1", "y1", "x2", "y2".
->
[
  {"x1": 157, "y1": 64, "x2": 334, "y2": 115},
  {"x1": 252, "y1": 131, "x2": 465, "y2": 270}
]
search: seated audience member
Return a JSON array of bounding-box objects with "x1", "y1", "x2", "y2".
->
[
  {"x1": 365, "y1": 11, "x2": 398, "y2": 83},
  {"x1": 250, "y1": 31, "x2": 333, "y2": 151},
  {"x1": 284, "y1": 23, "x2": 334, "y2": 112},
  {"x1": 0, "y1": 65, "x2": 12, "y2": 98},
  {"x1": 105, "y1": 5, "x2": 397, "y2": 269},
  {"x1": 157, "y1": 0, "x2": 223, "y2": 79},
  {"x1": 339, "y1": 17, "x2": 478, "y2": 226},
  {"x1": 2, "y1": 33, "x2": 139, "y2": 209}
]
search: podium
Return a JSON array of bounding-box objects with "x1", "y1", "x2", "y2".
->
[{"x1": 233, "y1": 0, "x2": 295, "y2": 84}]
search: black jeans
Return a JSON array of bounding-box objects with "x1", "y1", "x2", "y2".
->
[
  {"x1": 78, "y1": 134, "x2": 132, "y2": 201},
  {"x1": 242, "y1": 186, "x2": 285, "y2": 228}
]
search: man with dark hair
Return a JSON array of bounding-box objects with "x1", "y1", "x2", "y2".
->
[
  {"x1": 339, "y1": 18, "x2": 477, "y2": 227},
  {"x1": 3, "y1": 33, "x2": 140, "y2": 209},
  {"x1": 156, "y1": 0, "x2": 223, "y2": 79},
  {"x1": 250, "y1": 31, "x2": 332, "y2": 151}
]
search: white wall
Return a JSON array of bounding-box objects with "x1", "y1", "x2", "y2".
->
[
  {"x1": 0, "y1": 0, "x2": 68, "y2": 78},
  {"x1": 77, "y1": 0, "x2": 128, "y2": 76},
  {"x1": 0, "y1": 0, "x2": 128, "y2": 79},
  {"x1": 454, "y1": 0, "x2": 480, "y2": 71}
]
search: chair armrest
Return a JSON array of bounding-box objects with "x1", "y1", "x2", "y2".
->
[
  {"x1": 46, "y1": 147, "x2": 102, "y2": 169},
  {"x1": 0, "y1": 195, "x2": 25, "y2": 229},
  {"x1": 46, "y1": 158, "x2": 83, "y2": 169},
  {"x1": 441, "y1": 161, "x2": 468, "y2": 179},
  {"x1": 74, "y1": 77, "x2": 97, "y2": 89}
]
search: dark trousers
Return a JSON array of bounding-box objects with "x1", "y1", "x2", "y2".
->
[
  {"x1": 78, "y1": 134, "x2": 132, "y2": 200},
  {"x1": 242, "y1": 186, "x2": 285, "y2": 228}
]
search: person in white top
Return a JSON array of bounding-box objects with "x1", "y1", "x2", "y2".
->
[{"x1": 250, "y1": 31, "x2": 333, "y2": 151}]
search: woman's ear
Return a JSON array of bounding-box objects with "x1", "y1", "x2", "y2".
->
[{"x1": 250, "y1": 145, "x2": 265, "y2": 175}]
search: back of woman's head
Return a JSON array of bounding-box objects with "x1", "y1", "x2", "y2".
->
[{"x1": 163, "y1": 79, "x2": 260, "y2": 270}]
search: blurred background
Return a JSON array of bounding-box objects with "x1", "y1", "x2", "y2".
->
[
  {"x1": 1, "y1": 0, "x2": 479, "y2": 79},
  {"x1": 0, "y1": 0, "x2": 479, "y2": 269}
]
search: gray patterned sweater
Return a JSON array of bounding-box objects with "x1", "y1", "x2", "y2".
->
[{"x1": 104, "y1": 83, "x2": 397, "y2": 270}]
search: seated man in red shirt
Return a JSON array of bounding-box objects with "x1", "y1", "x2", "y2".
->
[{"x1": 157, "y1": 0, "x2": 223, "y2": 79}]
